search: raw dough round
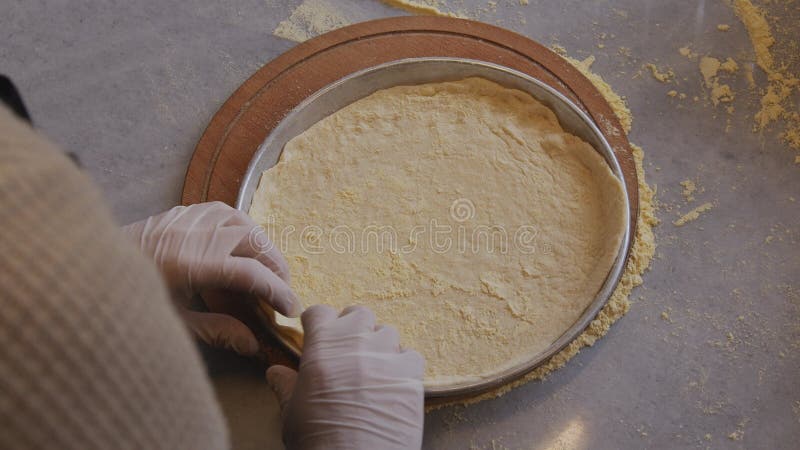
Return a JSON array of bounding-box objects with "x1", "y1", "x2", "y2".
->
[{"x1": 249, "y1": 78, "x2": 627, "y2": 387}]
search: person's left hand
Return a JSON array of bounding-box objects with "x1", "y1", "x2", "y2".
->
[{"x1": 122, "y1": 201, "x2": 299, "y2": 356}]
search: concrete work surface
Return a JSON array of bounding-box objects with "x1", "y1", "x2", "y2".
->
[{"x1": 4, "y1": 1, "x2": 799, "y2": 448}]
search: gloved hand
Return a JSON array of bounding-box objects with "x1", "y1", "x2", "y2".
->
[
  {"x1": 267, "y1": 305, "x2": 425, "y2": 450},
  {"x1": 123, "y1": 201, "x2": 299, "y2": 356}
]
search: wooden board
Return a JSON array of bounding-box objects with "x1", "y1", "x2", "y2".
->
[{"x1": 182, "y1": 16, "x2": 640, "y2": 386}]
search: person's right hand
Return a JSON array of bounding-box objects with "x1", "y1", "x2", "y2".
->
[
  {"x1": 266, "y1": 305, "x2": 425, "y2": 450},
  {"x1": 122, "y1": 201, "x2": 298, "y2": 356}
]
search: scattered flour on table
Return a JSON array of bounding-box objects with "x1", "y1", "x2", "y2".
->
[
  {"x1": 273, "y1": 1, "x2": 541, "y2": 42},
  {"x1": 645, "y1": 63, "x2": 675, "y2": 83},
  {"x1": 551, "y1": 44, "x2": 568, "y2": 56},
  {"x1": 679, "y1": 46, "x2": 699, "y2": 59},
  {"x1": 680, "y1": 180, "x2": 697, "y2": 202},
  {"x1": 733, "y1": 0, "x2": 800, "y2": 150},
  {"x1": 380, "y1": 0, "x2": 458, "y2": 17},
  {"x1": 272, "y1": 0, "x2": 350, "y2": 42},
  {"x1": 563, "y1": 54, "x2": 634, "y2": 134},
  {"x1": 381, "y1": 0, "x2": 537, "y2": 24},
  {"x1": 727, "y1": 418, "x2": 750, "y2": 441},
  {"x1": 699, "y1": 56, "x2": 736, "y2": 106},
  {"x1": 673, "y1": 202, "x2": 714, "y2": 227},
  {"x1": 659, "y1": 1, "x2": 800, "y2": 156}
]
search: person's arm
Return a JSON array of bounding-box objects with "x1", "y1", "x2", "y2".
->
[{"x1": 0, "y1": 105, "x2": 229, "y2": 449}]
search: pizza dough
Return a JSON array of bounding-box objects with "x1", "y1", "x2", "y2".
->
[{"x1": 249, "y1": 78, "x2": 627, "y2": 387}]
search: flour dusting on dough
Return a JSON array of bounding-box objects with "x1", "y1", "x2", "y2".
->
[
  {"x1": 445, "y1": 50, "x2": 659, "y2": 406},
  {"x1": 263, "y1": 12, "x2": 658, "y2": 404},
  {"x1": 250, "y1": 78, "x2": 629, "y2": 388}
]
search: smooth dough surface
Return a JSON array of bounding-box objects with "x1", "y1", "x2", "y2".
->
[{"x1": 249, "y1": 78, "x2": 627, "y2": 387}]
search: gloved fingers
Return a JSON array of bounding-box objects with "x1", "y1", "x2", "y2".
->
[
  {"x1": 300, "y1": 304, "x2": 339, "y2": 333},
  {"x1": 337, "y1": 305, "x2": 377, "y2": 333},
  {"x1": 122, "y1": 215, "x2": 165, "y2": 248},
  {"x1": 204, "y1": 225, "x2": 254, "y2": 252},
  {"x1": 181, "y1": 310, "x2": 260, "y2": 356},
  {"x1": 139, "y1": 205, "x2": 185, "y2": 228},
  {"x1": 372, "y1": 324, "x2": 402, "y2": 352},
  {"x1": 206, "y1": 225, "x2": 276, "y2": 271},
  {"x1": 231, "y1": 226, "x2": 291, "y2": 283},
  {"x1": 266, "y1": 365, "x2": 298, "y2": 414},
  {"x1": 171, "y1": 203, "x2": 245, "y2": 238},
  {"x1": 396, "y1": 349, "x2": 426, "y2": 380},
  {"x1": 216, "y1": 256, "x2": 300, "y2": 317},
  {"x1": 218, "y1": 205, "x2": 256, "y2": 228},
  {"x1": 194, "y1": 201, "x2": 252, "y2": 227}
]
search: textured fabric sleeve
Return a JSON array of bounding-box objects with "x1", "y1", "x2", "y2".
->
[{"x1": 0, "y1": 106, "x2": 230, "y2": 450}]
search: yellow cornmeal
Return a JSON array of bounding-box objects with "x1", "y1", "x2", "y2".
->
[
  {"x1": 380, "y1": 0, "x2": 457, "y2": 17},
  {"x1": 250, "y1": 78, "x2": 628, "y2": 387},
  {"x1": 564, "y1": 55, "x2": 633, "y2": 134},
  {"x1": 645, "y1": 63, "x2": 675, "y2": 83},
  {"x1": 733, "y1": 0, "x2": 800, "y2": 149},
  {"x1": 734, "y1": 0, "x2": 774, "y2": 74},
  {"x1": 720, "y1": 58, "x2": 739, "y2": 74},
  {"x1": 272, "y1": 0, "x2": 350, "y2": 43},
  {"x1": 673, "y1": 202, "x2": 714, "y2": 227},
  {"x1": 680, "y1": 180, "x2": 697, "y2": 202},
  {"x1": 679, "y1": 46, "x2": 698, "y2": 59},
  {"x1": 699, "y1": 56, "x2": 736, "y2": 106}
]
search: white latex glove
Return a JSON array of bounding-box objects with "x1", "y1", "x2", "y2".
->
[
  {"x1": 123, "y1": 201, "x2": 299, "y2": 355},
  {"x1": 267, "y1": 305, "x2": 425, "y2": 450}
]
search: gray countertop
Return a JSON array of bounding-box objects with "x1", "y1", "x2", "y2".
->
[{"x1": 4, "y1": 1, "x2": 798, "y2": 448}]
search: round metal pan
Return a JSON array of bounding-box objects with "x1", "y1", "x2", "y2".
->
[{"x1": 236, "y1": 57, "x2": 631, "y2": 399}]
